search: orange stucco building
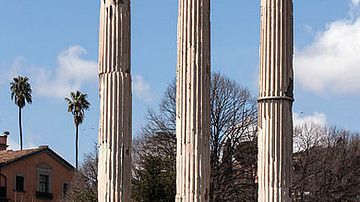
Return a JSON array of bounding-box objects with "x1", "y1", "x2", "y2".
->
[{"x1": 0, "y1": 135, "x2": 75, "y2": 202}]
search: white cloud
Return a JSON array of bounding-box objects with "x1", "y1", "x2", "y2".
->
[
  {"x1": 7, "y1": 134, "x2": 37, "y2": 150},
  {"x1": 303, "y1": 24, "x2": 313, "y2": 35},
  {"x1": 4, "y1": 46, "x2": 97, "y2": 99},
  {"x1": 1, "y1": 56, "x2": 25, "y2": 84},
  {"x1": 4, "y1": 46, "x2": 155, "y2": 103},
  {"x1": 36, "y1": 46, "x2": 97, "y2": 98},
  {"x1": 293, "y1": 112, "x2": 327, "y2": 127},
  {"x1": 295, "y1": 11, "x2": 360, "y2": 95},
  {"x1": 133, "y1": 75, "x2": 153, "y2": 103},
  {"x1": 7, "y1": 137, "x2": 20, "y2": 150},
  {"x1": 352, "y1": 0, "x2": 360, "y2": 6}
]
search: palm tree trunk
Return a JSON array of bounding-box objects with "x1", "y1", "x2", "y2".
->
[
  {"x1": 19, "y1": 107, "x2": 23, "y2": 150},
  {"x1": 76, "y1": 124, "x2": 79, "y2": 169}
]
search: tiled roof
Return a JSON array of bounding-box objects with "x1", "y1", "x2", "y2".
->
[
  {"x1": 0, "y1": 146, "x2": 74, "y2": 171},
  {"x1": 0, "y1": 147, "x2": 43, "y2": 165}
]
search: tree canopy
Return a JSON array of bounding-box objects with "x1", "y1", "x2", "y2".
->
[{"x1": 132, "y1": 72, "x2": 258, "y2": 201}]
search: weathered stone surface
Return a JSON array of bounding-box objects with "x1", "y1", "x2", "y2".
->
[
  {"x1": 175, "y1": 0, "x2": 211, "y2": 201},
  {"x1": 97, "y1": 0, "x2": 132, "y2": 201},
  {"x1": 258, "y1": 0, "x2": 294, "y2": 201}
]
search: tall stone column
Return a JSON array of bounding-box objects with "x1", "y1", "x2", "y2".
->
[
  {"x1": 258, "y1": 0, "x2": 294, "y2": 201},
  {"x1": 97, "y1": 0, "x2": 131, "y2": 201},
  {"x1": 175, "y1": 0, "x2": 211, "y2": 201}
]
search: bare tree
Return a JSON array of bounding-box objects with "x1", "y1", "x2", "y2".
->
[
  {"x1": 209, "y1": 73, "x2": 257, "y2": 201},
  {"x1": 132, "y1": 72, "x2": 258, "y2": 202},
  {"x1": 291, "y1": 125, "x2": 360, "y2": 202},
  {"x1": 291, "y1": 123, "x2": 326, "y2": 201},
  {"x1": 131, "y1": 81, "x2": 177, "y2": 201},
  {"x1": 293, "y1": 123, "x2": 326, "y2": 152},
  {"x1": 63, "y1": 146, "x2": 98, "y2": 202}
]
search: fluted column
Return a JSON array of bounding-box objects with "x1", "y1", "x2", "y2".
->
[
  {"x1": 258, "y1": 0, "x2": 294, "y2": 201},
  {"x1": 98, "y1": 0, "x2": 131, "y2": 201},
  {"x1": 175, "y1": 0, "x2": 211, "y2": 201}
]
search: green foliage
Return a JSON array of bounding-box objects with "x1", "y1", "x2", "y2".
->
[
  {"x1": 10, "y1": 75, "x2": 32, "y2": 150},
  {"x1": 65, "y1": 91, "x2": 90, "y2": 127},
  {"x1": 10, "y1": 75, "x2": 32, "y2": 109},
  {"x1": 65, "y1": 90, "x2": 90, "y2": 169},
  {"x1": 132, "y1": 73, "x2": 258, "y2": 201},
  {"x1": 132, "y1": 155, "x2": 176, "y2": 202}
]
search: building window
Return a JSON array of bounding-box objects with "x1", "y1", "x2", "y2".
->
[
  {"x1": 38, "y1": 174, "x2": 49, "y2": 193},
  {"x1": 62, "y1": 182, "x2": 69, "y2": 197},
  {"x1": 36, "y1": 162, "x2": 53, "y2": 199},
  {"x1": 15, "y1": 175, "x2": 25, "y2": 192},
  {"x1": 0, "y1": 186, "x2": 5, "y2": 198},
  {"x1": 0, "y1": 174, "x2": 7, "y2": 198}
]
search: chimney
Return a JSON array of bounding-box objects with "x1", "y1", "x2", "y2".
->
[
  {"x1": 0, "y1": 135, "x2": 8, "y2": 151},
  {"x1": 39, "y1": 145, "x2": 49, "y2": 149}
]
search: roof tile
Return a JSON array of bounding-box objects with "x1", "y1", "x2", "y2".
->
[{"x1": 0, "y1": 148, "x2": 43, "y2": 164}]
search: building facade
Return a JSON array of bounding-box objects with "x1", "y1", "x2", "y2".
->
[{"x1": 0, "y1": 135, "x2": 75, "y2": 202}]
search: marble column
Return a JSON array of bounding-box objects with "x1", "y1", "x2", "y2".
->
[
  {"x1": 175, "y1": 0, "x2": 211, "y2": 201},
  {"x1": 258, "y1": 0, "x2": 294, "y2": 201},
  {"x1": 97, "y1": 0, "x2": 132, "y2": 201}
]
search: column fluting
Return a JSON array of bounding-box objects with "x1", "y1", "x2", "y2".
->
[
  {"x1": 258, "y1": 0, "x2": 294, "y2": 201},
  {"x1": 175, "y1": 0, "x2": 211, "y2": 201},
  {"x1": 98, "y1": 0, "x2": 132, "y2": 201}
]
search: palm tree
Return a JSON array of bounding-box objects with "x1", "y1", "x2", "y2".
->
[
  {"x1": 10, "y1": 75, "x2": 32, "y2": 150},
  {"x1": 65, "y1": 91, "x2": 90, "y2": 169}
]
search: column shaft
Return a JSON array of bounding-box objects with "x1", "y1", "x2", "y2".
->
[
  {"x1": 258, "y1": 0, "x2": 294, "y2": 201},
  {"x1": 175, "y1": 0, "x2": 211, "y2": 201},
  {"x1": 98, "y1": 0, "x2": 132, "y2": 201}
]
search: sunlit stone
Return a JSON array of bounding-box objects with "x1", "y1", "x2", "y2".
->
[
  {"x1": 98, "y1": 0, "x2": 132, "y2": 201},
  {"x1": 258, "y1": 0, "x2": 294, "y2": 201},
  {"x1": 175, "y1": 0, "x2": 211, "y2": 201}
]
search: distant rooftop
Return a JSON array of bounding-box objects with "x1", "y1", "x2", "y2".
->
[
  {"x1": 0, "y1": 147, "x2": 44, "y2": 164},
  {"x1": 0, "y1": 146, "x2": 75, "y2": 171}
]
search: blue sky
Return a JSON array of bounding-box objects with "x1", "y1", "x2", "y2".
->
[{"x1": 0, "y1": 0, "x2": 359, "y2": 166}]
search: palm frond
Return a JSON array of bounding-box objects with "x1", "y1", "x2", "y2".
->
[
  {"x1": 65, "y1": 90, "x2": 91, "y2": 126},
  {"x1": 10, "y1": 75, "x2": 32, "y2": 109}
]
